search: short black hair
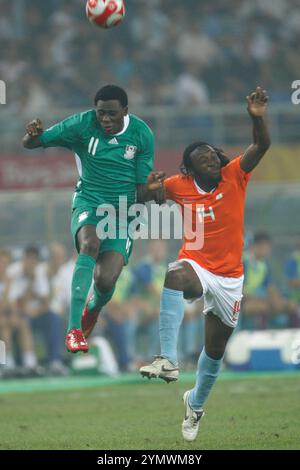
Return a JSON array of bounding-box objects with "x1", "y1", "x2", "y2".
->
[
  {"x1": 180, "y1": 141, "x2": 230, "y2": 176},
  {"x1": 24, "y1": 245, "x2": 40, "y2": 258},
  {"x1": 94, "y1": 85, "x2": 128, "y2": 107},
  {"x1": 253, "y1": 231, "x2": 271, "y2": 244}
]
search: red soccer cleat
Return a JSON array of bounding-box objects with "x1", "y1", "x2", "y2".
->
[
  {"x1": 81, "y1": 303, "x2": 100, "y2": 339},
  {"x1": 65, "y1": 328, "x2": 89, "y2": 353}
]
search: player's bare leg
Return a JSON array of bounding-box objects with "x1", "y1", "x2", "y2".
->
[
  {"x1": 81, "y1": 250, "x2": 124, "y2": 338},
  {"x1": 66, "y1": 225, "x2": 99, "y2": 353},
  {"x1": 140, "y1": 261, "x2": 203, "y2": 381},
  {"x1": 204, "y1": 311, "x2": 233, "y2": 360}
]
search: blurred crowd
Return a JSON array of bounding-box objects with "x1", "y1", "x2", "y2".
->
[
  {"x1": 0, "y1": 235, "x2": 300, "y2": 379},
  {"x1": 1, "y1": 0, "x2": 300, "y2": 380},
  {"x1": 1, "y1": 0, "x2": 299, "y2": 117}
]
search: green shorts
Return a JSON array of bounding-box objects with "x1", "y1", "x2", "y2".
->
[{"x1": 71, "y1": 206, "x2": 134, "y2": 265}]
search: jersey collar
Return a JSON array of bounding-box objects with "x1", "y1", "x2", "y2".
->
[
  {"x1": 114, "y1": 114, "x2": 130, "y2": 136},
  {"x1": 193, "y1": 179, "x2": 216, "y2": 194}
]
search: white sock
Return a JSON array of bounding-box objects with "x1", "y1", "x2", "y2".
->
[{"x1": 23, "y1": 351, "x2": 37, "y2": 368}]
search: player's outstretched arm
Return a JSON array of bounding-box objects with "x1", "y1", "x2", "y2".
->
[
  {"x1": 137, "y1": 171, "x2": 166, "y2": 204},
  {"x1": 240, "y1": 87, "x2": 271, "y2": 173},
  {"x1": 23, "y1": 118, "x2": 43, "y2": 149}
]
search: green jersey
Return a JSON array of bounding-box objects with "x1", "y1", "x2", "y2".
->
[{"x1": 40, "y1": 110, "x2": 154, "y2": 209}]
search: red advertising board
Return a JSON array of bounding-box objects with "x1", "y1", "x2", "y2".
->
[
  {"x1": 0, "y1": 151, "x2": 182, "y2": 191},
  {"x1": 2, "y1": 145, "x2": 295, "y2": 191}
]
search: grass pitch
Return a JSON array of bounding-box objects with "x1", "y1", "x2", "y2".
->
[{"x1": 0, "y1": 372, "x2": 299, "y2": 450}]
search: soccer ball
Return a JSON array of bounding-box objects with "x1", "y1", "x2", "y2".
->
[{"x1": 86, "y1": 0, "x2": 125, "y2": 29}]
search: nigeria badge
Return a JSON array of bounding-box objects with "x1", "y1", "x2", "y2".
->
[{"x1": 124, "y1": 145, "x2": 137, "y2": 160}]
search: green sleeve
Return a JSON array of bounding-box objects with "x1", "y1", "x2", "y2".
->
[
  {"x1": 39, "y1": 114, "x2": 81, "y2": 150},
  {"x1": 136, "y1": 126, "x2": 154, "y2": 184}
]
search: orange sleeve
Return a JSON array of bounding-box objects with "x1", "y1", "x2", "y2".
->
[
  {"x1": 225, "y1": 156, "x2": 252, "y2": 189},
  {"x1": 164, "y1": 175, "x2": 178, "y2": 200}
]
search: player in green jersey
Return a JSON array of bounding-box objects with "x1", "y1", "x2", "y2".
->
[{"x1": 23, "y1": 85, "x2": 164, "y2": 353}]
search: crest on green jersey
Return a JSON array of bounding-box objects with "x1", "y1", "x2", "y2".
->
[{"x1": 124, "y1": 145, "x2": 137, "y2": 160}]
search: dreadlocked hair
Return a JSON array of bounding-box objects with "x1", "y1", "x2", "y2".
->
[{"x1": 180, "y1": 141, "x2": 230, "y2": 176}]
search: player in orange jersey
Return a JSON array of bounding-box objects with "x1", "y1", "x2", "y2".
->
[{"x1": 140, "y1": 87, "x2": 271, "y2": 441}]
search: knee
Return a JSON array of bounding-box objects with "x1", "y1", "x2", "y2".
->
[
  {"x1": 165, "y1": 265, "x2": 188, "y2": 291},
  {"x1": 204, "y1": 344, "x2": 225, "y2": 360},
  {"x1": 79, "y1": 237, "x2": 99, "y2": 259},
  {"x1": 94, "y1": 267, "x2": 118, "y2": 293}
]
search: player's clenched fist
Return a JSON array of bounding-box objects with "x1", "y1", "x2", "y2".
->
[{"x1": 26, "y1": 118, "x2": 44, "y2": 137}]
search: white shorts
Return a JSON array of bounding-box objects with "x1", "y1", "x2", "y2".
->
[{"x1": 177, "y1": 258, "x2": 244, "y2": 328}]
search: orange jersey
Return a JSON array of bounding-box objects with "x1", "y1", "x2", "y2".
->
[{"x1": 164, "y1": 156, "x2": 251, "y2": 277}]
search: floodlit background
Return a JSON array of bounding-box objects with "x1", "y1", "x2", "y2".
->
[{"x1": 0, "y1": 0, "x2": 300, "y2": 378}]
